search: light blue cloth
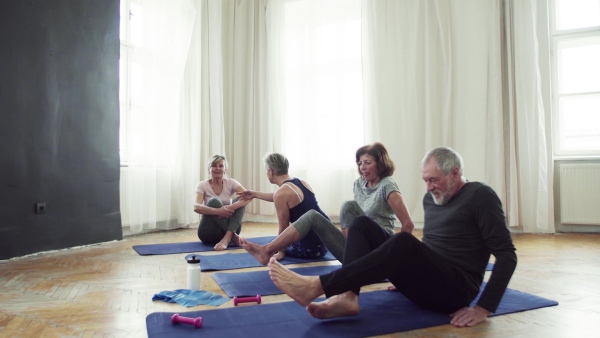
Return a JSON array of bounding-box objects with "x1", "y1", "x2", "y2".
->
[{"x1": 152, "y1": 289, "x2": 229, "y2": 307}]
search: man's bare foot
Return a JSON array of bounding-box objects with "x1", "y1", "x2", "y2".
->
[
  {"x1": 214, "y1": 238, "x2": 229, "y2": 251},
  {"x1": 242, "y1": 241, "x2": 271, "y2": 265},
  {"x1": 268, "y1": 257, "x2": 323, "y2": 306},
  {"x1": 306, "y1": 291, "x2": 360, "y2": 319}
]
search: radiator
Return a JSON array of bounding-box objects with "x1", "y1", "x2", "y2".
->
[{"x1": 559, "y1": 163, "x2": 600, "y2": 225}]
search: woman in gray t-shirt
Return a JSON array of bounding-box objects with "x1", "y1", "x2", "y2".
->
[{"x1": 340, "y1": 142, "x2": 414, "y2": 238}]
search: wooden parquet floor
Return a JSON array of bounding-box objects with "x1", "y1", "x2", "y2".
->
[{"x1": 1, "y1": 223, "x2": 600, "y2": 338}]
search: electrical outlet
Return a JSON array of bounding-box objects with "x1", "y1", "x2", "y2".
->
[{"x1": 35, "y1": 202, "x2": 46, "y2": 214}]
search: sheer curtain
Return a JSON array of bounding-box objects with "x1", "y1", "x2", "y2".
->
[
  {"x1": 175, "y1": 0, "x2": 280, "y2": 222},
  {"x1": 171, "y1": 0, "x2": 209, "y2": 230},
  {"x1": 262, "y1": 0, "x2": 364, "y2": 217},
  {"x1": 221, "y1": 0, "x2": 279, "y2": 218},
  {"x1": 502, "y1": 0, "x2": 554, "y2": 232},
  {"x1": 121, "y1": 0, "x2": 196, "y2": 233},
  {"x1": 175, "y1": 0, "x2": 364, "y2": 222},
  {"x1": 360, "y1": 0, "x2": 554, "y2": 232},
  {"x1": 172, "y1": 0, "x2": 272, "y2": 229},
  {"x1": 361, "y1": 0, "x2": 456, "y2": 220},
  {"x1": 123, "y1": 0, "x2": 555, "y2": 233}
]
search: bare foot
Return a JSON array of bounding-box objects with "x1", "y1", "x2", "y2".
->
[
  {"x1": 268, "y1": 257, "x2": 323, "y2": 306},
  {"x1": 242, "y1": 241, "x2": 271, "y2": 265},
  {"x1": 214, "y1": 238, "x2": 229, "y2": 251},
  {"x1": 273, "y1": 250, "x2": 285, "y2": 261},
  {"x1": 306, "y1": 291, "x2": 360, "y2": 319},
  {"x1": 231, "y1": 233, "x2": 241, "y2": 246}
]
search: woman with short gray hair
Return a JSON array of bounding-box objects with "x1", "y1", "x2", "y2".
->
[{"x1": 238, "y1": 153, "x2": 345, "y2": 264}]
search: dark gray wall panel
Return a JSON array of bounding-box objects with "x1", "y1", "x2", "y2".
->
[{"x1": 0, "y1": 0, "x2": 122, "y2": 259}]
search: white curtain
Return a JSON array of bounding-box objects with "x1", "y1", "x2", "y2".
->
[
  {"x1": 176, "y1": 0, "x2": 279, "y2": 221},
  {"x1": 221, "y1": 0, "x2": 279, "y2": 217},
  {"x1": 503, "y1": 0, "x2": 554, "y2": 232},
  {"x1": 360, "y1": 0, "x2": 554, "y2": 232},
  {"x1": 172, "y1": 0, "x2": 208, "y2": 230},
  {"x1": 361, "y1": 0, "x2": 457, "y2": 220},
  {"x1": 189, "y1": 0, "x2": 364, "y2": 220},
  {"x1": 171, "y1": 0, "x2": 270, "y2": 231},
  {"x1": 122, "y1": 0, "x2": 196, "y2": 233},
  {"x1": 261, "y1": 0, "x2": 364, "y2": 217},
  {"x1": 122, "y1": 0, "x2": 555, "y2": 234}
]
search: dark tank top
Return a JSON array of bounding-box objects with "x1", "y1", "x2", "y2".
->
[{"x1": 284, "y1": 178, "x2": 330, "y2": 222}]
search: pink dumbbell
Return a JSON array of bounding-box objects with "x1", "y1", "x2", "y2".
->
[
  {"x1": 171, "y1": 313, "x2": 203, "y2": 328},
  {"x1": 233, "y1": 294, "x2": 262, "y2": 306}
]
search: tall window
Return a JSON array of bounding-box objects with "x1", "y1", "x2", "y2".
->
[
  {"x1": 552, "y1": 0, "x2": 600, "y2": 156},
  {"x1": 119, "y1": 0, "x2": 192, "y2": 167}
]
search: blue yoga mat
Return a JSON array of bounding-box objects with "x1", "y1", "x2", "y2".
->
[
  {"x1": 213, "y1": 263, "x2": 494, "y2": 296},
  {"x1": 214, "y1": 264, "x2": 341, "y2": 297},
  {"x1": 199, "y1": 251, "x2": 339, "y2": 271},
  {"x1": 146, "y1": 284, "x2": 558, "y2": 337},
  {"x1": 132, "y1": 236, "x2": 276, "y2": 255}
]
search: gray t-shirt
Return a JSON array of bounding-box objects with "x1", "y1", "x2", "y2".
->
[{"x1": 353, "y1": 176, "x2": 400, "y2": 235}]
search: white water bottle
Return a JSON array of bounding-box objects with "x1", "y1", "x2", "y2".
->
[{"x1": 185, "y1": 254, "x2": 201, "y2": 291}]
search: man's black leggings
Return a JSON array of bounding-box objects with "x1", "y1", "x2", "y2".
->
[{"x1": 320, "y1": 215, "x2": 478, "y2": 313}]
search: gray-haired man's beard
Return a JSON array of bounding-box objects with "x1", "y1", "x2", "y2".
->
[
  {"x1": 430, "y1": 191, "x2": 448, "y2": 205},
  {"x1": 430, "y1": 180, "x2": 456, "y2": 206}
]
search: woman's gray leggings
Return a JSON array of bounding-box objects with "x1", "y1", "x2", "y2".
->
[
  {"x1": 339, "y1": 200, "x2": 365, "y2": 229},
  {"x1": 292, "y1": 210, "x2": 346, "y2": 262},
  {"x1": 197, "y1": 197, "x2": 244, "y2": 243}
]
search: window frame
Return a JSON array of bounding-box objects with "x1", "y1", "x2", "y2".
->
[{"x1": 550, "y1": 0, "x2": 600, "y2": 158}]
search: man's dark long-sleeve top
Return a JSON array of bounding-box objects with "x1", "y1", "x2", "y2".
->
[{"x1": 422, "y1": 181, "x2": 517, "y2": 312}]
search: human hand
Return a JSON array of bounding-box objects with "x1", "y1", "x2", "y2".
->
[
  {"x1": 217, "y1": 206, "x2": 234, "y2": 218},
  {"x1": 449, "y1": 305, "x2": 490, "y2": 327},
  {"x1": 237, "y1": 190, "x2": 254, "y2": 201},
  {"x1": 400, "y1": 223, "x2": 414, "y2": 234}
]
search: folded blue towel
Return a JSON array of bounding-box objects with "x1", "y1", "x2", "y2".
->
[{"x1": 152, "y1": 289, "x2": 229, "y2": 307}]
